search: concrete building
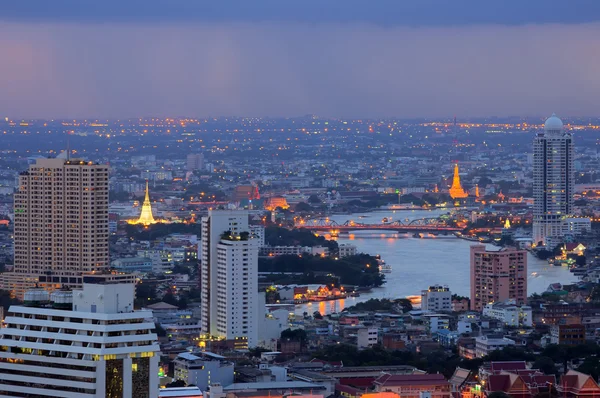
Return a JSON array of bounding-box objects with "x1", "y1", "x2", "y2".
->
[
  {"x1": 470, "y1": 245, "x2": 527, "y2": 312},
  {"x1": 562, "y1": 217, "x2": 591, "y2": 237},
  {"x1": 475, "y1": 335, "x2": 515, "y2": 357},
  {"x1": 186, "y1": 153, "x2": 205, "y2": 172},
  {"x1": 533, "y1": 114, "x2": 574, "y2": 247},
  {"x1": 421, "y1": 285, "x2": 452, "y2": 312},
  {"x1": 200, "y1": 210, "x2": 259, "y2": 347},
  {"x1": 482, "y1": 300, "x2": 533, "y2": 327},
  {"x1": 111, "y1": 257, "x2": 153, "y2": 273},
  {"x1": 173, "y1": 351, "x2": 234, "y2": 391},
  {"x1": 373, "y1": 374, "x2": 451, "y2": 398},
  {"x1": 422, "y1": 314, "x2": 451, "y2": 334},
  {"x1": 549, "y1": 324, "x2": 586, "y2": 346},
  {"x1": 0, "y1": 282, "x2": 160, "y2": 398},
  {"x1": 357, "y1": 327, "x2": 378, "y2": 349},
  {"x1": 338, "y1": 243, "x2": 358, "y2": 258},
  {"x1": 5, "y1": 156, "x2": 110, "y2": 299}
]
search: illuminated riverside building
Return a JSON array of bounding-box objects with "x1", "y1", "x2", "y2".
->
[
  {"x1": 449, "y1": 163, "x2": 468, "y2": 199},
  {"x1": 4, "y1": 156, "x2": 111, "y2": 299},
  {"x1": 0, "y1": 282, "x2": 159, "y2": 398},
  {"x1": 533, "y1": 113, "x2": 574, "y2": 247},
  {"x1": 200, "y1": 210, "x2": 259, "y2": 347},
  {"x1": 470, "y1": 245, "x2": 527, "y2": 312}
]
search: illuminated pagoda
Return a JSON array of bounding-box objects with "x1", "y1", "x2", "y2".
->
[
  {"x1": 449, "y1": 163, "x2": 468, "y2": 199},
  {"x1": 136, "y1": 181, "x2": 157, "y2": 226}
]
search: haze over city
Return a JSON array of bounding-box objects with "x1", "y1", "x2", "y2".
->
[{"x1": 2, "y1": 1, "x2": 600, "y2": 118}]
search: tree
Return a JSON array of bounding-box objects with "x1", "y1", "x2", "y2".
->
[
  {"x1": 532, "y1": 356, "x2": 558, "y2": 376},
  {"x1": 576, "y1": 255, "x2": 586, "y2": 266},
  {"x1": 308, "y1": 194, "x2": 322, "y2": 204},
  {"x1": 154, "y1": 323, "x2": 167, "y2": 337},
  {"x1": 166, "y1": 380, "x2": 186, "y2": 388},
  {"x1": 295, "y1": 202, "x2": 312, "y2": 212},
  {"x1": 313, "y1": 311, "x2": 323, "y2": 319},
  {"x1": 487, "y1": 392, "x2": 510, "y2": 398}
]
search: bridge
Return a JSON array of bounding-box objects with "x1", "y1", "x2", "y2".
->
[{"x1": 295, "y1": 217, "x2": 462, "y2": 234}]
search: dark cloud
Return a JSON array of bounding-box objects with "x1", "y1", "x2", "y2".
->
[{"x1": 1, "y1": 0, "x2": 600, "y2": 26}]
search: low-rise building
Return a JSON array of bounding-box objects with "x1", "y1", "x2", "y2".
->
[
  {"x1": 173, "y1": 351, "x2": 234, "y2": 390},
  {"x1": 357, "y1": 327, "x2": 378, "y2": 349},
  {"x1": 338, "y1": 244, "x2": 358, "y2": 258},
  {"x1": 112, "y1": 256, "x2": 153, "y2": 273},
  {"x1": 373, "y1": 373, "x2": 451, "y2": 398},
  {"x1": 421, "y1": 285, "x2": 452, "y2": 312},
  {"x1": 475, "y1": 335, "x2": 515, "y2": 358},
  {"x1": 549, "y1": 324, "x2": 586, "y2": 346},
  {"x1": 482, "y1": 300, "x2": 532, "y2": 327}
]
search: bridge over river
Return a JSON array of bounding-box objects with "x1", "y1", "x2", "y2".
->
[{"x1": 295, "y1": 217, "x2": 461, "y2": 234}]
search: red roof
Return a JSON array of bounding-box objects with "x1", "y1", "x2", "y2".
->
[
  {"x1": 336, "y1": 384, "x2": 363, "y2": 395},
  {"x1": 490, "y1": 361, "x2": 527, "y2": 373},
  {"x1": 374, "y1": 373, "x2": 449, "y2": 387},
  {"x1": 338, "y1": 378, "x2": 375, "y2": 388},
  {"x1": 487, "y1": 375, "x2": 511, "y2": 392}
]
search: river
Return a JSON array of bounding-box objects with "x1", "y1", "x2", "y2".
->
[{"x1": 295, "y1": 208, "x2": 578, "y2": 316}]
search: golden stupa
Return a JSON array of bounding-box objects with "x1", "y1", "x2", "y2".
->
[
  {"x1": 136, "y1": 181, "x2": 156, "y2": 226},
  {"x1": 449, "y1": 163, "x2": 468, "y2": 199}
]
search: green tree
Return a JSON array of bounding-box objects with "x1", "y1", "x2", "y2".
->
[
  {"x1": 308, "y1": 194, "x2": 322, "y2": 204},
  {"x1": 295, "y1": 202, "x2": 312, "y2": 212},
  {"x1": 532, "y1": 356, "x2": 558, "y2": 375}
]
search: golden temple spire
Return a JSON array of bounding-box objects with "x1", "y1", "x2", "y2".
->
[
  {"x1": 475, "y1": 184, "x2": 480, "y2": 198},
  {"x1": 504, "y1": 218, "x2": 511, "y2": 229},
  {"x1": 449, "y1": 163, "x2": 468, "y2": 199},
  {"x1": 137, "y1": 181, "x2": 156, "y2": 226}
]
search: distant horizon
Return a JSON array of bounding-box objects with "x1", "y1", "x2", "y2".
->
[{"x1": 2, "y1": 114, "x2": 598, "y2": 122}]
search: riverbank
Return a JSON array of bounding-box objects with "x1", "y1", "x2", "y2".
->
[{"x1": 294, "y1": 209, "x2": 579, "y2": 316}]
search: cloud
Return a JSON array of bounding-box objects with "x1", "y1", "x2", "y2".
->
[
  {"x1": 1, "y1": 21, "x2": 600, "y2": 118},
  {"x1": 1, "y1": 0, "x2": 600, "y2": 26}
]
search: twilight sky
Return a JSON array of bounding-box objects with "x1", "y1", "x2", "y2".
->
[{"x1": 1, "y1": 1, "x2": 600, "y2": 119}]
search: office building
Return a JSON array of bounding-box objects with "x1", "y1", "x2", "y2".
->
[
  {"x1": 421, "y1": 284, "x2": 452, "y2": 312},
  {"x1": 357, "y1": 327, "x2": 378, "y2": 349},
  {"x1": 186, "y1": 153, "x2": 205, "y2": 172},
  {"x1": 5, "y1": 156, "x2": 110, "y2": 299},
  {"x1": 0, "y1": 282, "x2": 160, "y2": 398},
  {"x1": 200, "y1": 210, "x2": 259, "y2": 347},
  {"x1": 533, "y1": 114, "x2": 574, "y2": 247},
  {"x1": 470, "y1": 245, "x2": 527, "y2": 311}
]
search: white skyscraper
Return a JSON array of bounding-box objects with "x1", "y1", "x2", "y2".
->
[
  {"x1": 200, "y1": 210, "x2": 259, "y2": 347},
  {"x1": 0, "y1": 281, "x2": 160, "y2": 398},
  {"x1": 533, "y1": 114, "x2": 574, "y2": 247}
]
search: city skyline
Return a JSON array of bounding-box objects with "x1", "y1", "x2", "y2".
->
[{"x1": 2, "y1": 2, "x2": 600, "y2": 118}]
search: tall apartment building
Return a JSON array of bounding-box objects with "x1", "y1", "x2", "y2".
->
[
  {"x1": 0, "y1": 281, "x2": 160, "y2": 398},
  {"x1": 470, "y1": 245, "x2": 527, "y2": 311},
  {"x1": 533, "y1": 114, "x2": 574, "y2": 247},
  {"x1": 186, "y1": 153, "x2": 205, "y2": 172},
  {"x1": 5, "y1": 156, "x2": 111, "y2": 299},
  {"x1": 200, "y1": 210, "x2": 259, "y2": 347},
  {"x1": 421, "y1": 284, "x2": 452, "y2": 312}
]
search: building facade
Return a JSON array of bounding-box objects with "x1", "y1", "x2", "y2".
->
[
  {"x1": 533, "y1": 114, "x2": 574, "y2": 247},
  {"x1": 482, "y1": 300, "x2": 533, "y2": 327},
  {"x1": 5, "y1": 157, "x2": 110, "y2": 299},
  {"x1": 173, "y1": 351, "x2": 234, "y2": 391},
  {"x1": 0, "y1": 282, "x2": 159, "y2": 398},
  {"x1": 186, "y1": 153, "x2": 205, "y2": 172},
  {"x1": 470, "y1": 245, "x2": 527, "y2": 311},
  {"x1": 421, "y1": 285, "x2": 452, "y2": 312},
  {"x1": 200, "y1": 210, "x2": 260, "y2": 347}
]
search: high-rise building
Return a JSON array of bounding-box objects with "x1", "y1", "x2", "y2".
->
[
  {"x1": 0, "y1": 281, "x2": 160, "y2": 397},
  {"x1": 470, "y1": 244, "x2": 527, "y2": 312},
  {"x1": 200, "y1": 210, "x2": 259, "y2": 347},
  {"x1": 421, "y1": 284, "x2": 452, "y2": 312},
  {"x1": 533, "y1": 113, "x2": 574, "y2": 247},
  {"x1": 186, "y1": 153, "x2": 205, "y2": 172},
  {"x1": 5, "y1": 156, "x2": 111, "y2": 299}
]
